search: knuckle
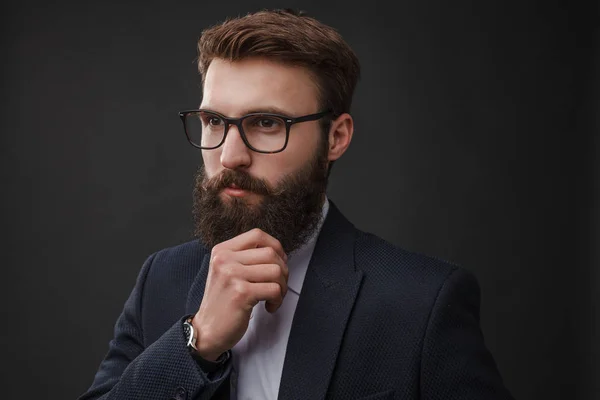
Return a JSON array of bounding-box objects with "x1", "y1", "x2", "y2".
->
[
  {"x1": 268, "y1": 263, "x2": 280, "y2": 277},
  {"x1": 268, "y1": 282, "x2": 281, "y2": 298},
  {"x1": 272, "y1": 264, "x2": 285, "y2": 281},
  {"x1": 211, "y1": 256, "x2": 234, "y2": 278},
  {"x1": 251, "y1": 228, "x2": 264, "y2": 238},
  {"x1": 266, "y1": 247, "x2": 278, "y2": 259},
  {"x1": 262, "y1": 264, "x2": 277, "y2": 281},
  {"x1": 211, "y1": 251, "x2": 226, "y2": 266},
  {"x1": 233, "y1": 281, "x2": 249, "y2": 301}
]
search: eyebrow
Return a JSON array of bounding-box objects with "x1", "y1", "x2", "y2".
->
[{"x1": 200, "y1": 105, "x2": 295, "y2": 118}]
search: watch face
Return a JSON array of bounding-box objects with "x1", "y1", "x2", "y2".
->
[{"x1": 183, "y1": 322, "x2": 191, "y2": 341}]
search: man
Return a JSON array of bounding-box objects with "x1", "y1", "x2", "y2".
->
[{"x1": 79, "y1": 8, "x2": 514, "y2": 400}]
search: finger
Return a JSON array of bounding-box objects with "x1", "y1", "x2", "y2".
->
[
  {"x1": 239, "y1": 263, "x2": 288, "y2": 298},
  {"x1": 223, "y1": 228, "x2": 287, "y2": 261},
  {"x1": 265, "y1": 301, "x2": 279, "y2": 314},
  {"x1": 234, "y1": 247, "x2": 288, "y2": 279},
  {"x1": 249, "y1": 282, "x2": 284, "y2": 312}
]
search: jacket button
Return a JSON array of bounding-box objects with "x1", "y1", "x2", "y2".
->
[{"x1": 174, "y1": 387, "x2": 187, "y2": 400}]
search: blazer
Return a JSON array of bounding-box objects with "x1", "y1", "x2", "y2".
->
[{"x1": 79, "y1": 200, "x2": 514, "y2": 400}]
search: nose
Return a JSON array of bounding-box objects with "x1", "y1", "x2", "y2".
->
[{"x1": 220, "y1": 124, "x2": 252, "y2": 170}]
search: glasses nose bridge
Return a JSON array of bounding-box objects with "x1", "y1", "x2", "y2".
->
[
  {"x1": 220, "y1": 116, "x2": 249, "y2": 152},
  {"x1": 223, "y1": 116, "x2": 246, "y2": 138}
]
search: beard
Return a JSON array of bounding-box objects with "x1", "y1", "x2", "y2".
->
[{"x1": 192, "y1": 142, "x2": 329, "y2": 254}]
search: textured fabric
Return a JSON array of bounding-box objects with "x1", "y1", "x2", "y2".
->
[
  {"x1": 78, "y1": 200, "x2": 514, "y2": 399},
  {"x1": 77, "y1": 249, "x2": 231, "y2": 400},
  {"x1": 231, "y1": 198, "x2": 329, "y2": 399}
]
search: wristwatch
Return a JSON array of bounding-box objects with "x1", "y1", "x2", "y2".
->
[
  {"x1": 183, "y1": 317, "x2": 230, "y2": 372},
  {"x1": 183, "y1": 317, "x2": 199, "y2": 350}
]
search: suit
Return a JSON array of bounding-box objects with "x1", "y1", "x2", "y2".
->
[{"x1": 78, "y1": 200, "x2": 514, "y2": 399}]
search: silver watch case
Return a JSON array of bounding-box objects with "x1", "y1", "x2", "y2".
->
[{"x1": 183, "y1": 319, "x2": 198, "y2": 350}]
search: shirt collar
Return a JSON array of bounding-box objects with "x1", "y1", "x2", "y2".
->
[{"x1": 286, "y1": 196, "x2": 330, "y2": 295}]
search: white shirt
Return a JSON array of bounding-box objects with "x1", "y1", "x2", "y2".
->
[{"x1": 230, "y1": 197, "x2": 330, "y2": 400}]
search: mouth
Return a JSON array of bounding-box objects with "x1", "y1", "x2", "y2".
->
[{"x1": 223, "y1": 184, "x2": 250, "y2": 197}]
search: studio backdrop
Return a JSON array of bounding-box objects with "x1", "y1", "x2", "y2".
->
[{"x1": 1, "y1": 1, "x2": 598, "y2": 399}]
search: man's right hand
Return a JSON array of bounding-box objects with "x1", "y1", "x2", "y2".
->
[{"x1": 191, "y1": 228, "x2": 289, "y2": 361}]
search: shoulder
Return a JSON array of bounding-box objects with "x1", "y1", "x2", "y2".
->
[
  {"x1": 143, "y1": 239, "x2": 209, "y2": 282},
  {"x1": 353, "y1": 230, "x2": 474, "y2": 301},
  {"x1": 152, "y1": 239, "x2": 208, "y2": 263}
]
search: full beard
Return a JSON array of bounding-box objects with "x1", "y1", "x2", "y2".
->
[{"x1": 192, "y1": 146, "x2": 329, "y2": 254}]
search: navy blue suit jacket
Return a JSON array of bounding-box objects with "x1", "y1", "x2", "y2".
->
[{"x1": 79, "y1": 201, "x2": 514, "y2": 399}]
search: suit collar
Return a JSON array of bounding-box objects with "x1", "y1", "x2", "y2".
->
[{"x1": 278, "y1": 200, "x2": 364, "y2": 400}]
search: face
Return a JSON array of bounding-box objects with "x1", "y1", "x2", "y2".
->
[
  {"x1": 193, "y1": 57, "x2": 353, "y2": 253},
  {"x1": 200, "y1": 57, "x2": 324, "y2": 200}
]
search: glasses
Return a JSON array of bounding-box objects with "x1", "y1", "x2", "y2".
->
[{"x1": 178, "y1": 109, "x2": 331, "y2": 153}]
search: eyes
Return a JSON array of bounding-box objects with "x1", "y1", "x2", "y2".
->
[
  {"x1": 249, "y1": 116, "x2": 283, "y2": 129},
  {"x1": 200, "y1": 113, "x2": 285, "y2": 131},
  {"x1": 206, "y1": 116, "x2": 222, "y2": 126}
]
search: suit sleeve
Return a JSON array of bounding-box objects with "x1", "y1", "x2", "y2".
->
[
  {"x1": 77, "y1": 253, "x2": 231, "y2": 400},
  {"x1": 420, "y1": 267, "x2": 515, "y2": 400}
]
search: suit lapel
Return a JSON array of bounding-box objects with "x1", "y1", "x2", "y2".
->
[
  {"x1": 278, "y1": 201, "x2": 364, "y2": 400},
  {"x1": 185, "y1": 250, "x2": 211, "y2": 315}
]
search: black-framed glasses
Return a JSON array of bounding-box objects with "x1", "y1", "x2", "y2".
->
[{"x1": 178, "y1": 109, "x2": 331, "y2": 153}]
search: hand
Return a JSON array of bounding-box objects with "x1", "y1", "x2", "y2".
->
[{"x1": 191, "y1": 228, "x2": 289, "y2": 361}]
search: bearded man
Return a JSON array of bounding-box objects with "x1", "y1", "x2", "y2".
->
[{"x1": 79, "y1": 8, "x2": 514, "y2": 400}]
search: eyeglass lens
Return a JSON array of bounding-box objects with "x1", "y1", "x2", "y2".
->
[{"x1": 186, "y1": 111, "x2": 287, "y2": 152}]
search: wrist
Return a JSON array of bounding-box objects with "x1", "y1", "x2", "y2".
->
[
  {"x1": 190, "y1": 315, "x2": 223, "y2": 362},
  {"x1": 183, "y1": 316, "x2": 230, "y2": 374}
]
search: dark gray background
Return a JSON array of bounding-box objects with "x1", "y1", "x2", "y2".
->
[{"x1": 1, "y1": 1, "x2": 598, "y2": 399}]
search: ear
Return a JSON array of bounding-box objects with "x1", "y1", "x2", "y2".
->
[{"x1": 327, "y1": 113, "x2": 354, "y2": 161}]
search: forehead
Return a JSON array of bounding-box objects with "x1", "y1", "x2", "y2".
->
[{"x1": 201, "y1": 58, "x2": 320, "y2": 116}]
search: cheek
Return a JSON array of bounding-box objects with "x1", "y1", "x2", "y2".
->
[
  {"x1": 285, "y1": 129, "x2": 321, "y2": 164},
  {"x1": 252, "y1": 154, "x2": 291, "y2": 185},
  {"x1": 201, "y1": 150, "x2": 221, "y2": 177},
  {"x1": 264, "y1": 136, "x2": 319, "y2": 183}
]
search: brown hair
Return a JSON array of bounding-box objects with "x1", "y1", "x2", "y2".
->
[{"x1": 196, "y1": 8, "x2": 361, "y2": 119}]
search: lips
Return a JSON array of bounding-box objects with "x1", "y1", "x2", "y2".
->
[{"x1": 223, "y1": 184, "x2": 249, "y2": 197}]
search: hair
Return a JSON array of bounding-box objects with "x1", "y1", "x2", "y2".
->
[{"x1": 196, "y1": 8, "x2": 361, "y2": 120}]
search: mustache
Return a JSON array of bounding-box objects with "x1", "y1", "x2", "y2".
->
[{"x1": 202, "y1": 169, "x2": 275, "y2": 196}]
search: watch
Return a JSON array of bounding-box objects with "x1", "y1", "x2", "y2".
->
[
  {"x1": 183, "y1": 317, "x2": 198, "y2": 350},
  {"x1": 183, "y1": 317, "x2": 230, "y2": 373}
]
